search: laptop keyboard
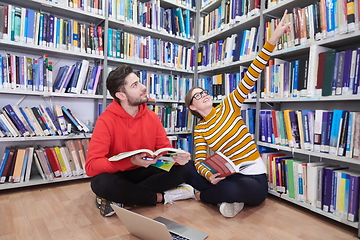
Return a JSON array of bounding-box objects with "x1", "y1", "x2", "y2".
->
[{"x1": 170, "y1": 232, "x2": 190, "y2": 240}]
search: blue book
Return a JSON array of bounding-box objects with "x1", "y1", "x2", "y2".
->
[
  {"x1": 19, "y1": 106, "x2": 35, "y2": 133},
  {"x1": 175, "y1": 8, "x2": 185, "y2": 38},
  {"x1": 184, "y1": 9, "x2": 190, "y2": 39},
  {"x1": 0, "y1": 149, "x2": 10, "y2": 177},
  {"x1": 353, "y1": 47, "x2": 360, "y2": 95},
  {"x1": 325, "y1": 0, "x2": 336, "y2": 37},
  {"x1": 239, "y1": 30, "x2": 248, "y2": 59},
  {"x1": 259, "y1": 110, "x2": 267, "y2": 142},
  {"x1": 345, "y1": 112, "x2": 355, "y2": 157},
  {"x1": 37, "y1": 58, "x2": 44, "y2": 92},
  {"x1": 337, "y1": 111, "x2": 349, "y2": 157},
  {"x1": 67, "y1": 61, "x2": 82, "y2": 93},
  {"x1": 20, "y1": 148, "x2": 29, "y2": 182},
  {"x1": 61, "y1": 107, "x2": 84, "y2": 132},
  {"x1": 86, "y1": 66, "x2": 98, "y2": 94},
  {"x1": 329, "y1": 109, "x2": 344, "y2": 154},
  {"x1": 108, "y1": 28, "x2": 113, "y2": 57},
  {"x1": 0, "y1": 54, "x2": 3, "y2": 88},
  {"x1": 322, "y1": 166, "x2": 345, "y2": 212},
  {"x1": 38, "y1": 12, "x2": 44, "y2": 45},
  {"x1": 3, "y1": 104, "x2": 30, "y2": 137},
  {"x1": 45, "y1": 106, "x2": 62, "y2": 135},
  {"x1": 0, "y1": 117, "x2": 12, "y2": 136},
  {"x1": 59, "y1": 64, "x2": 76, "y2": 93},
  {"x1": 48, "y1": 14, "x2": 55, "y2": 47},
  {"x1": 292, "y1": 60, "x2": 299, "y2": 97},
  {"x1": 26, "y1": 9, "x2": 35, "y2": 44},
  {"x1": 331, "y1": 52, "x2": 340, "y2": 95},
  {"x1": 341, "y1": 50, "x2": 353, "y2": 94},
  {"x1": 116, "y1": 30, "x2": 121, "y2": 58},
  {"x1": 56, "y1": 18, "x2": 61, "y2": 48}
]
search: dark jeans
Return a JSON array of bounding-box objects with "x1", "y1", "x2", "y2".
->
[
  {"x1": 185, "y1": 161, "x2": 268, "y2": 206},
  {"x1": 91, "y1": 165, "x2": 189, "y2": 206}
]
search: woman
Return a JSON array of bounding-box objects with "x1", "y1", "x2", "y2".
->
[{"x1": 185, "y1": 10, "x2": 291, "y2": 218}]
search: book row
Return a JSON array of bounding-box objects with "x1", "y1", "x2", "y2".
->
[
  {"x1": 42, "y1": 0, "x2": 106, "y2": 16},
  {"x1": 108, "y1": 0, "x2": 195, "y2": 40},
  {"x1": 0, "y1": 104, "x2": 92, "y2": 138},
  {"x1": 147, "y1": 104, "x2": 194, "y2": 133},
  {"x1": 262, "y1": 46, "x2": 360, "y2": 99},
  {"x1": 0, "y1": 4, "x2": 104, "y2": 56},
  {"x1": 167, "y1": 135, "x2": 193, "y2": 154},
  {"x1": 107, "y1": 30, "x2": 196, "y2": 71},
  {"x1": 54, "y1": 60, "x2": 102, "y2": 95},
  {"x1": 0, "y1": 53, "x2": 103, "y2": 95},
  {"x1": 265, "y1": 0, "x2": 360, "y2": 52},
  {"x1": 200, "y1": 0, "x2": 260, "y2": 38},
  {"x1": 197, "y1": 26, "x2": 259, "y2": 70},
  {"x1": 196, "y1": 68, "x2": 257, "y2": 100},
  {"x1": 259, "y1": 109, "x2": 360, "y2": 160},
  {"x1": 0, "y1": 139, "x2": 89, "y2": 184},
  {"x1": 136, "y1": 70, "x2": 193, "y2": 101},
  {"x1": 262, "y1": 151, "x2": 360, "y2": 222}
]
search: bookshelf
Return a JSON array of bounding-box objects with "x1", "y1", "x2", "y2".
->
[
  {"x1": 195, "y1": 0, "x2": 360, "y2": 234},
  {"x1": 0, "y1": 0, "x2": 195, "y2": 190}
]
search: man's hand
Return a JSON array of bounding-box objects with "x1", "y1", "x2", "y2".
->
[
  {"x1": 171, "y1": 151, "x2": 191, "y2": 165},
  {"x1": 209, "y1": 173, "x2": 225, "y2": 185},
  {"x1": 268, "y1": 9, "x2": 291, "y2": 45},
  {"x1": 130, "y1": 153, "x2": 159, "y2": 167}
]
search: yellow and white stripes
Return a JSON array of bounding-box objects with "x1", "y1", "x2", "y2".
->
[{"x1": 194, "y1": 42, "x2": 275, "y2": 180}]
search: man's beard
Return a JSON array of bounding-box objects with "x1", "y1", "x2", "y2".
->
[{"x1": 125, "y1": 91, "x2": 148, "y2": 106}]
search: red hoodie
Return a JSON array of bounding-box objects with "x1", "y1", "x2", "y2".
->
[{"x1": 85, "y1": 100, "x2": 171, "y2": 177}]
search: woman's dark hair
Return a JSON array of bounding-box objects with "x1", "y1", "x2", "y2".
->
[
  {"x1": 185, "y1": 87, "x2": 204, "y2": 119},
  {"x1": 106, "y1": 64, "x2": 133, "y2": 102}
]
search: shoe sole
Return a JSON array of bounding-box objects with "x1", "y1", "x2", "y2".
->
[
  {"x1": 99, "y1": 198, "x2": 115, "y2": 217},
  {"x1": 219, "y1": 202, "x2": 244, "y2": 218}
]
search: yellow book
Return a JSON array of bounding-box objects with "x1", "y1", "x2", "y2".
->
[
  {"x1": 177, "y1": 46, "x2": 182, "y2": 69},
  {"x1": 12, "y1": 149, "x2": 26, "y2": 183},
  {"x1": 283, "y1": 110, "x2": 294, "y2": 147},
  {"x1": 73, "y1": 20, "x2": 79, "y2": 50},
  {"x1": 59, "y1": 18, "x2": 64, "y2": 48},
  {"x1": 54, "y1": 147, "x2": 68, "y2": 177}
]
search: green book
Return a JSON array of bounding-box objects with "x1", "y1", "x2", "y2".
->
[{"x1": 322, "y1": 49, "x2": 336, "y2": 96}]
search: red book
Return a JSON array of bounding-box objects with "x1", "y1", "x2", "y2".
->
[
  {"x1": 316, "y1": 52, "x2": 326, "y2": 92},
  {"x1": 271, "y1": 110, "x2": 279, "y2": 145},
  {"x1": 44, "y1": 147, "x2": 62, "y2": 178},
  {"x1": 199, "y1": 152, "x2": 238, "y2": 178}
]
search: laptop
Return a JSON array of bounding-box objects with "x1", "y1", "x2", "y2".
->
[{"x1": 111, "y1": 204, "x2": 208, "y2": 240}]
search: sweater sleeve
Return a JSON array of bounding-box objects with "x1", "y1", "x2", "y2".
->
[
  {"x1": 85, "y1": 117, "x2": 134, "y2": 177},
  {"x1": 227, "y1": 41, "x2": 276, "y2": 107}
]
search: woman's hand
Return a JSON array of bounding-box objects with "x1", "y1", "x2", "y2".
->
[
  {"x1": 268, "y1": 9, "x2": 291, "y2": 45},
  {"x1": 209, "y1": 173, "x2": 225, "y2": 185}
]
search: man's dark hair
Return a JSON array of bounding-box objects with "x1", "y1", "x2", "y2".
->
[
  {"x1": 106, "y1": 64, "x2": 133, "y2": 102},
  {"x1": 185, "y1": 87, "x2": 204, "y2": 119}
]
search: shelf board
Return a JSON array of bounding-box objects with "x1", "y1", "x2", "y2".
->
[
  {"x1": 200, "y1": 0, "x2": 221, "y2": 13},
  {"x1": 268, "y1": 190, "x2": 358, "y2": 229},
  {"x1": 0, "y1": 89, "x2": 105, "y2": 99},
  {"x1": 166, "y1": 131, "x2": 192, "y2": 135},
  {"x1": 316, "y1": 31, "x2": 360, "y2": 49},
  {"x1": 263, "y1": 0, "x2": 316, "y2": 17},
  {"x1": 108, "y1": 19, "x2": 195, "y2": 45},
  {"x1": 270, "y1": 42, "x2": 311, "y2": 59},
  {"x1": 0, "y1": 174, "x2": 90, "y2": 190},
  {"x1": 259, "y1": 95, "x2": 360, "y2": 102},
  {"x1": 107, "y1": 57, "x2": 194, "y2": 74},
  {"x1": 0, "y1": 134, "x2": 92, "y2": 142},
  {"x1": 3, "y1": 0, "x2": 105, "y2": 24},
  {"x1": 161, "y1": 0, "x2": 196, "y2": 12},
  {"x1": 0, "y1": 40, "x2": 104, "y2": 61},
  {"x1": 198, "y1": 57, "x2": 255, "y2": 74},
  {"x1": 199, "y1": 14, "x2": 260, "y2": 43},
  {"x1": 258, "y1": 142, "x2": 360, "y2": 165}
]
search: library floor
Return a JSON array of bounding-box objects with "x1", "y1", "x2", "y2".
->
[{"x1": 0, "y1": 179, "x2": 358, "y2": 240}]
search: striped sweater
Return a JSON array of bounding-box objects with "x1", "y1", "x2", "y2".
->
[{"x1": 193, "y1": 41, "x2": 276, "y2": 180}]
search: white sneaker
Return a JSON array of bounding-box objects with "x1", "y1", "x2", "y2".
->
[
  {"x1": 219, "y1": 202, "x2": 244, "y2": 218},
  {"x1": 163, "y1": 183, "x2": 195, "y2": 204}
]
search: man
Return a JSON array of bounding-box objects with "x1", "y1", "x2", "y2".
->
[{"x1": 85, "y1": 65, "x2": 194, "y2": 217}]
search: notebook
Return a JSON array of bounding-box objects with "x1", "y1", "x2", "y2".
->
[{"x1": 111, "y1": 204, "x2": 208, "y2": 240}]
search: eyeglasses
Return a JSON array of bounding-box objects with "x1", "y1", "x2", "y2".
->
[{"x1": 190, "y1": 90, "x2": 209, "y2": 105}]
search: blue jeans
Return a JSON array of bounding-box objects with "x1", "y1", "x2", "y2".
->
[{"x1": 185, "y1": 161, "x2": 268, "y2": 206}]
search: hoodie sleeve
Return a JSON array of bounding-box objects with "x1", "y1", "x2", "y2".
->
[{"x1": 85, "y1": 117, "x2": 135, "y2": 177}]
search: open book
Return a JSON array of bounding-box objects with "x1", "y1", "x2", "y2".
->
[
  {"x1": 108, "y1": 148, "x2": 186, "y2": 161},
  {"x1": 199, "y1": 152, "x2": 240, "y2": 177}
]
